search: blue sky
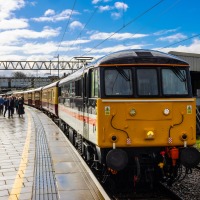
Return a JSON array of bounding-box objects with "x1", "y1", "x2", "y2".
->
[{"x1": 0, "y1": 0, "x2": 200, "y2": 65}]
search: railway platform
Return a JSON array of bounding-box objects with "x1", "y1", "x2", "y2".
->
[{"x1": 0, "y1": 106, "x2": 109, "y2": 200}]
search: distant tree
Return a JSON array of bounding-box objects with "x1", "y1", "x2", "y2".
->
[{"x1": 12, "y1": 71, "x2": 27, "y2": 78}]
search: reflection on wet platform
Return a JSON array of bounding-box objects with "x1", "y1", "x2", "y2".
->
[{"x1": 0, "y1": 106, "x2": 108, "y2": 200}]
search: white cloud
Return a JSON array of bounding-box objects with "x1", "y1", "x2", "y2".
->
[
  {"x1": 92, "y1": 0, "x2": 101, "y2": 4},
  {"x1": 69, "y1": 21, "x2": 84, "y2": 30},
  {"x1": 29, "y1": 1, "x2": 37, "y2": 6},
  {"x1": 89, "y1": 32, "x2": 148, "y2": 41},
  {"x1": 114, "y1": 2, "x2": 128, "y2": 11},
  {"x1": 0, "y1": 18, "x2": 28, "y2": 30},
  {"x1": 84, "y1": 44, "x2": 145, "y2": 55},
  {"x1": 32, "y1": 9, "x2": 80, "y2": 22},
  {"x1": 158, "y1": 38, "x2": 200, "y2": 54},
  {"x1": 0, "y1": 0, "x2": 25, "y2": 19},
  {"x1": 92, "y1": 0, "x2": 112, "y2": 4},
  {"x1": 22, "y1": 42, "x2": 57, "y2": 54},
  {"x1": 111, "y1": 12, "x2": 121, "y2": 19},
  {"x1": 157, "y1": 33, "x2": 187, "y2": 43},
  {"x1": 98, "y1": 2, "x2": 128, "y2": 19},
  {"x1": 62, "y1": 39, "x2": 90, "y2": 46},
  {"x1": 44, "y1": 9, "x2": 55, "y2": 16},
  {"x1": 154, "y1": 28, "x2": 179, "y2": 36},
  {"x1": 0, "y1": 27, "x2": 60, "y2": 45},
  {"x1": 98, "y1": 5, "x2": 112, "y2": 12}
]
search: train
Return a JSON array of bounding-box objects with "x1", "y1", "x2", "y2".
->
[{"x1": 13, "y1": 49, "x2": 200, "y2": 189}]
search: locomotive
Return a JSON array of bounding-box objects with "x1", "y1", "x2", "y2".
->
[{"x1": 15, "y1": 49, "x2": 200, "y2": 188}]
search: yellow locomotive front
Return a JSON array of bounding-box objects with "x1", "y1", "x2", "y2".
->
[
  {"x1": 93, "y1": 50, "x2": 200, "y2": 186},
  {"x1": 98, "y1": 98, "x2": 196, "y2": 148}
]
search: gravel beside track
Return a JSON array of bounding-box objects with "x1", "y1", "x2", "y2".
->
[{"x1": 162, "y1": 167, "x2": 200, "y2": 200}]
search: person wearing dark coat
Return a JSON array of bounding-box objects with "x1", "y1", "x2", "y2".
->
[
  {"x1": 18, "y1": 97, "x2": 24, "y2": 117},
  {"x1": 0, "y1": 96, "x2": 4, "y2": 115},
  {"x1": 3, "y1": 96, "x2": 8, "y2": 117},
  {"x1": 4, "y1": 96, "x2": 15, "y2": 118},
  {"x1": 15, "y1": 97, "x2": 19, "y2": 114}
]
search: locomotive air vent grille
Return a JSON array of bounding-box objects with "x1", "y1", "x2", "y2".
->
[{"x1": 135, "y1": 52, "x2": 152, "y2": 57}]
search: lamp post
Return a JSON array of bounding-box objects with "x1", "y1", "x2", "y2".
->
[{"x1": 54, "y1": 54, "x2": 59, "y2": 78}]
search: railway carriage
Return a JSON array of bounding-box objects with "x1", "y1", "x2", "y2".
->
[
  {"x1": 58, "y1": 49, "x2": 200, "y2": 187},
  {"x1": 12, "y1": 90, "x2": 24, "y2": 99},
  {"x1": 41, "y1": 81, "x2": 59, "y2": 117},
  {"x1": 27, "y1": 89, "x2": 34, "y2": 106},
  {"x1": 32, "y1": 87, "x2": 42, "y2": 109}
]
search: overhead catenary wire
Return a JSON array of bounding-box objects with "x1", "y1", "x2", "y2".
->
[
  {"x1": 107, "y1": 0, "x2": 181, "y2": 55},
  {"x1": 68, "y1": 7, "x2": 98, "y2": 60},
  {"x1": 79, "y1": 0, "x2": 165, "y2": 57},
  {"x1": 159, "y1": 33, "x2": 200, "y2": 50},
  {"x1": 54, "y1": 0, "x2": 77, "y2": 58}
]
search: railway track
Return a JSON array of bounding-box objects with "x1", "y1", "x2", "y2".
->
[
  {"x1": 104, "y1": 168, "x2": 200, "y2": 200},
  {"x1": 161, "y1": 167, "x2": 200, "y2": 200}
]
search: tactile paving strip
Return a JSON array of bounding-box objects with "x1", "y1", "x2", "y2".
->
[{"x1": 31, "y1": 112, "x2": 58, "y2": 200}]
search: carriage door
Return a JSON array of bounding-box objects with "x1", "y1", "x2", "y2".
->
[
  {"x1": 47, "y1": 90, "x2": 51, "y2": 109},
  {"x1": 83, "y1": 73, "x2": 89, "y2": 140}
]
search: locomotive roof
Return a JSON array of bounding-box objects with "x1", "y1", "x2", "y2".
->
[
  {"x1": 59, "y1": 67, "x2": 84, "y2": 85},
  {"x1": 91, "y1": 49, "x2": 189, "y2": 66},
  {"x1": 59, "y1": 49, "x2": 189, "y2": 86}
]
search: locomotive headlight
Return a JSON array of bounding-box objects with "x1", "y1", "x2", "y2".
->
[
  {"x1": 146, "y1": 130, "x2": 155, "y2": 139},
  {"x1": 163, "y1": 108, "x2": 170, "y2": 115},
  {"x1": 129, "y1": 109, "x2": 136, "y2": 116}
]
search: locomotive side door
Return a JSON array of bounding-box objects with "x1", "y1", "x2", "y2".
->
[{"x1": 83, "y1": 72, "x2": 89, "y2": 140}]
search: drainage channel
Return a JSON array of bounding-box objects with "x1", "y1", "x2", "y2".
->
[{"x1": 31, "y1": 111, "x2": 59, "y2": 200}]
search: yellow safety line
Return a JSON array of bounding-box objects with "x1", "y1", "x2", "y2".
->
[{"x1": 9, "y1": 112, "x2": 32, "y2": 200}]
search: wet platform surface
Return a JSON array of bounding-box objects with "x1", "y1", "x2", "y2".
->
[{"x1": 0, "y1": 107, "x2": 109, "y2": 200}]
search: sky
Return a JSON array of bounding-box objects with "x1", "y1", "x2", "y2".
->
[{"x1": 0, "y1": 0, "x2": 200, "y2": 76}]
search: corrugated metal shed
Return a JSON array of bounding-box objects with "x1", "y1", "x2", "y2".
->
[{"x1": 169, "y1": 51, "x2": 200, "y2": 71}]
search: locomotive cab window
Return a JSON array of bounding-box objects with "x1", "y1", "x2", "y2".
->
[
  {"x1": 162, "y1": 68, "x2": 188, "y2": 95},
  {"x1": 136, "y1": 68, "x2": 158, "y2": 96},
  {"x1": 104, "y1": 68, "x2": 133, "y2": 96}
]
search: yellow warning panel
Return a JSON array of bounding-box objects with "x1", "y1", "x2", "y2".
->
[
  {"x1": 187, "y1": 105, "x2": 192, "y2": 114},
  {"x1": 105, "y1": 106, "x2": 110, "y2": 115}
]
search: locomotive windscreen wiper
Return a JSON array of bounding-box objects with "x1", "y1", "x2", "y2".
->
[
  {"x1": 171, "y1": 67, "x2": 186, "y2": 82},
  {"x1": 116, "y1": 66, "x2": 130, "y2": 81}
]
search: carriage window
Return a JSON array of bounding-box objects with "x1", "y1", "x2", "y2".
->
[
  {"x1": 104, "y1": 68, "x2": 133, "y2": 96},
  {"x1": 61, "y1": 84, "x2": 69, "y2": 97},
  {"x1": 162, "y1": 68, "x2": 188, "y2": 95},
  {"x1": 49, "y1": 91, "x2": 52, "y2": 100},
  {"x1": 137, "y1": 69, "x2": 158, "y2": 96},
  {"x1": 70, "y1": 82, "x2": 75, "y2": 97},
  {"x1": 91, "y1": 69, "x2": 99, "y2": 97},
  {"x1": 75, "y1": 79, "x2": 82, "y2": 97}
]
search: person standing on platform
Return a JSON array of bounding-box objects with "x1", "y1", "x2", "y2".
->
[
  {"x1": 7, "y1": 96, "x2": 15, "y2": 118},
  {"x1": 18, "y1": 97, "x2": 24, "y2": 118},
  {"x1": 0, "y1": 96, "x2": 4, "y2": 115},
  {"x1": 3, "y1": 96, "x2": 8, "y2": 117},
  {"x1": 14, "y1": 97, "x2": 19, "y2": 114}
]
